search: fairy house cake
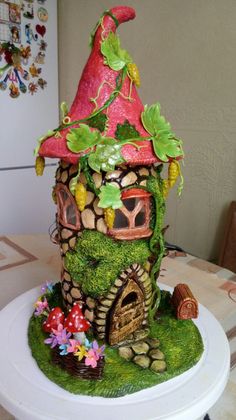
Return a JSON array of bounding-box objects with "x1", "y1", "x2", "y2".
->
[{"x1": 30, "y1": 6, "x2": 203, "y2": 397}]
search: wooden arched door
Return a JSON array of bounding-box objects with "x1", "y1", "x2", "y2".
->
[{"x1": 108, "y1": 278, "x2": 145, "y2": 346}]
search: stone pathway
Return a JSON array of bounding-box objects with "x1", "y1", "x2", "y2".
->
[{"x1": 118, "y1": 337, "x2": 167, "y2": 373}]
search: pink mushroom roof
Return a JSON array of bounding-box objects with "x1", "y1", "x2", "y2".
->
[{"x1": 38, "y1": 6, "x2": 182, "y2": 166}]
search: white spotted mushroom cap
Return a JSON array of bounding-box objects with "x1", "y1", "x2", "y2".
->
[{"x1": 64, "y1": 303, "x2": 90, "y2": 333}]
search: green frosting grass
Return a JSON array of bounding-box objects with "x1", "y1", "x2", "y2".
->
[
  {"x1": 28, "y1": 311, "x2": 203, "y2": 398},
  {"x1": 65, "y1": 230, "x2": 151, "y2": 297}
]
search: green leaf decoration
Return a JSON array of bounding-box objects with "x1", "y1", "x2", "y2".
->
[
  {"x1": 141, "y1": 103, "x2": 172, "y2": 137},
  {"x1": 87, "y1": 153, "x2": 102, "y2": 173},
  {"x1": 69, "y1": 163, "x2": 81, "y2": 196},
  {"x1": 115, "y1": 119, "x2": 140, "y2": 141},
  {"x1": 101, "y1": 32, "x2": 132, "y2": 71},
  {"x1": 34, "y1": 130, "x2": 55, "y2": 156},
  {"x1": 66, "y1": 124, "x2": 100, "y2": 153},
  {"x1": 88, "y1": 142, "x2": 124, "y2": 173},
  {"x1": 141, "y1": 102, "x2": 183, "y2": 162},
  {"x1": 60, "y1": 101, "x2": 69, "y2": 119},
  {"x1": 98, "y1": 184, "x2": 122, "y2": 209},
  {"x1": 152, "y1": 135, "x2": 183, "y2": 162},
  {"x1": 87, "y1": 112, "x2": 108, "y2": 133}
]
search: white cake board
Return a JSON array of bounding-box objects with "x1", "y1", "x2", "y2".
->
[{"x1": 0, "y1": 284, "x2": 230, "y2": 420}]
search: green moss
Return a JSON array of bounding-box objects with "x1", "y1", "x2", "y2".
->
[
  {"x1": 145, "y1": 175, "x2": 166, "y2": 317},
  {"x1": 28, "y1": 304, "x2": 204, "y2": 397},
  {"x1": 65, "y1": 230, "x2": 150, "y2": 297}
]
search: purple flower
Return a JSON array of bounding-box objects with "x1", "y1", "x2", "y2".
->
[
  {"x1": 44, "y1": 324, "x2": 71, "y2": 348},
  {"x1": 51, "y1": 324, "x2": 71, "y2": 345},
  {"x1": 44, "y1": 334, "x2": 58, "y2": 348},
  {"x1": 92, "y1": 340, "x2": 105, "y2": 358},
  {"x1": 34, "y1": 297, "x2": 49, "y2": 317}
]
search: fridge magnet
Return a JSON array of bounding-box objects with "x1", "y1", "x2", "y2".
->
[
  {"x1": 0, "y1": 0, "x2": 48, "y2": 98},
  {"x1": 0, "y1": 70, "x2": 10, "y2": 90},
  {"x1": 35, "y1": 50, "x2": 45, "y2": 64},
  {"x1": 38, "y1": 77, "x2": 46, "y2": 89},
  {"x1": 22, "y1": 69, "x2": 29, "y2": 80},
  {"x1": 23, "y1": 2, "x2": 34, "y2": 19},
  {"x1": 9, "y1": 81, "x2": 19, "y2": 98},
  {"x1": 20, "y1": 45, "x2": 31, "y2": 64},
  {"x1": 37, "y1": 7, "x2": 48, "y2": 23},
  {"x1": 28, "y1": 81, "x2": 37, "y2": 94},
  {"x1": 25, "y1": 23, "x2": 38, "y2": 44},
  {"x1": 14, "y1": 68, "x2": 27, "y2": 93},
  {"x1": 37, "y1": 0, "x2": 46, "y2": 4},
  {"x1": 9, "y1": 3, "x2": 21, "y2": 24},
  {"x1": 29, "y1": 62, "x2": 41, "y2": 77},
  {"x1": 35, "y1": 24, "x2": 46, "y2": 37},
  {"x1": 10, "y1": 24, "x2": 21, "y2": 43},
  {"x1": 38, "y1": 39, "x2": 47, "y2": 51}
]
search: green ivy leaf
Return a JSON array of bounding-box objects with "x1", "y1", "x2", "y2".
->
[
  {"x1": 101, "y1": 32, "x2": 132, "y2": 71},
  {"x1": 87, "y1": 112, "x2": 108, "y2": 132},
  {"x1": 66, "y1": 124, "x2": 100, "y2": 153},
  {"x1": 115, "y1": 119, "x2": 140, "y2": 140},
  {"x1": 141, "y1": 103, "x2": 172, "y2": 137},
  {"x1": 141, "y1": 102, "x2": 183, "y2": 162},
  {"x1": 98, "y1": 184, "x2": 122, "y2": 209},
  {"x1": 87, "y1": 153, "x2": 102, "y2": 173},
  {"x1": 69, "y1": 163, "x2": 81, "y2": 196},
  {"x1": 153, "y1": 135, "x2": 183, "y2": 162},
  {"x1": 88, "y1": 142, "x2": 124, "y2": 173}
]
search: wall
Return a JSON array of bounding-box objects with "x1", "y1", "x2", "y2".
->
[
  {"x1": 58, "y1": 0, "x2": 236, "y2": 261},
  {"x1": 0, "y1": 0, "x2": 58, "y2": 235}
]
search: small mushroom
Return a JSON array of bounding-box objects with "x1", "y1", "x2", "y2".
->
[
  {"x1": 64, "y1": 303, "x2": 90, "y2": 343},
  {"x1": 42, "y1": 307, "x2": 65, "y2": 333}
]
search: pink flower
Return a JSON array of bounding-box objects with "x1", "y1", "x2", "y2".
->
[
  {"x1": 67, "y1": 339, "x2": 80, "y2": 353},
  {"x1": 85, "y1": 349, "x2": 99, "y2": 368},
  {"x1": 34, "y1": 297, "x2": 49, "y2": 316}
]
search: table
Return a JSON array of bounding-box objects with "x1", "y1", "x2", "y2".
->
[{"x1": 0, "y1": 235, "x2": 236, "y2": 419}]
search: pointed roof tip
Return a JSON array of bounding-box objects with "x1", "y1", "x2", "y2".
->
[
  {"x1": 38, "y1": 6, "x2": 181, "y2": 166},
  {"x1": 92, "y1": 6, "x2": 136, "y2": 47},
  {"x1": 109, "y1": 6, "x2": 136, "y2": 24}
]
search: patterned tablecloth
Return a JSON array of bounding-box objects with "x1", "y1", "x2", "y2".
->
[{"x1": 0, "y1": 236, "x2": 235, "y2": 420}]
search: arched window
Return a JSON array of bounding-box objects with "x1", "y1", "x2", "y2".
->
[
  {"x1": 109, "y1": 188, "x2": 152, "y2": 240},
  {"x1": 55, "y1": 184, "x2": 80, "y2": 230}
]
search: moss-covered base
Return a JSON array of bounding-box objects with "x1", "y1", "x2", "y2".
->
[{"x1": 28, "y1": 311, "x2": 203, "y2": 398}]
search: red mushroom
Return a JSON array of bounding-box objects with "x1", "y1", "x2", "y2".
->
[
  {"x1": 42, "y1": 307, "x2": 65, "y2": 333},
  {"x1": 64, "y1": 303, "x2": 90, "y2": 343}
]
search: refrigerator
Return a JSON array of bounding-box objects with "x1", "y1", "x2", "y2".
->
[{"x1": 0, "y1": 0, "x2": 59, "y2": 234}]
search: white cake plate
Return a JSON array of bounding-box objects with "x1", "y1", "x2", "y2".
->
[{"x1": 0, "y1": 284, "x2": 230, "y2": 420}]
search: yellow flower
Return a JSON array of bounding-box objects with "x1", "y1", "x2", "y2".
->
[{"x1": 74, "y1": 345, "x2": 88, "y2": 361}]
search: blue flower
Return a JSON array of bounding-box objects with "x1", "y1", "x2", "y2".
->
[
  {"x1": 59, "y1": 343, "x2": 69, "y2": 356},
  {"x1": 84, "y1": 338, "x2": 92, "y2": 349},
  {"x1": 41, "y1": 281, "x2": 54, "y2": 294}
]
